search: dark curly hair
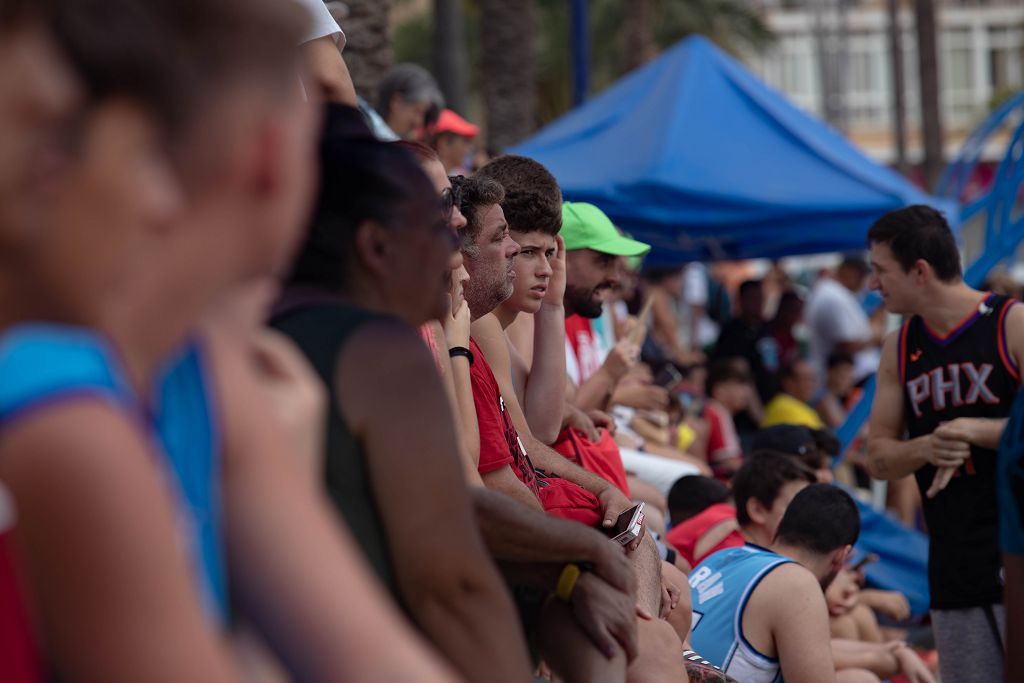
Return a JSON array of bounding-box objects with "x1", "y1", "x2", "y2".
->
[{"x1": 452, "y1": 174, "x2": 505, "y2": 257}]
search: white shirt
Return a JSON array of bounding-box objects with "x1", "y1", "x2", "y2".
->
[
  {"x1": 295, "y1": 0, "x2": 346, "y2": 47},
  {"x1": 682, "y1": 263, "x2": 720, "y2": 349},
  {"x1": 805, "y1": 277, "x2": 879, "y2": 382}
]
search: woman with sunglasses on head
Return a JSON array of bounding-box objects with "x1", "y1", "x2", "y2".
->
[
  {"x1": 394, "y1": 141, "x2": 483, "y2": 472},
  {"x1": 270, "y1": 123, "x2": 532, "y2": 683}
]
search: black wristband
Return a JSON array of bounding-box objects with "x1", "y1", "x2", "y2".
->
[{"x1": 448, "y1": 346, "x2": 474, "y2": 365}]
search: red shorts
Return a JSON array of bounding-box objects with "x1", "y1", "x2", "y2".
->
[{"x1": 537, "y1": 475, "x2": 603, "y2": 527}]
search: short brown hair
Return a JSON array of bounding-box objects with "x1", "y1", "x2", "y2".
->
[
  {"x1": 452, "y1": 174, "x2": 505, "y2": 256},
  {"x1": 867, "y1": 205, "x2": 961, "y2": 282},
  {"x1": 732, "y1": 452, "x2": 816, "y2": 527},
  {"x1": 38, "y1": 0, "x2": 309, "y2": 142},
  {"x1": 476, "y1": 155, "x2": 561, "y2": 236}
]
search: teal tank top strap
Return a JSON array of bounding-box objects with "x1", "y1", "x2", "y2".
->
[{"x1": 0, "y1": 323, "x2": 135, "y2": 425}]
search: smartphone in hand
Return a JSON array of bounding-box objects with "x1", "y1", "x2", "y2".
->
[{"x1": 605, "y1": 502, "x2": 646, "y2": 547}]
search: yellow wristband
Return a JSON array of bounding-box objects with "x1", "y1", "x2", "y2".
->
[{"x1": 556, "y1": 563, "x2": 581, "y2": 602}]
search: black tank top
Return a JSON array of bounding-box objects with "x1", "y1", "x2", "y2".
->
[
  {"x1": 270, "y1": 298, "x2": 400, "y2": 601},
  {"x1": 899, "y1": 292, "x2": 1019, "y2": 608}
]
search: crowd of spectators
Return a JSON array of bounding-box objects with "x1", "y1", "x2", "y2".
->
[{"x1": 0, "y1": 0, "x2": 981, "y2": 681}]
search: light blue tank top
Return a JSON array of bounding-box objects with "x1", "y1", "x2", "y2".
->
[
  {"x1": 688, "y1": 544, "x2": 792, "y2": 683},
  {"x1": 0, "y1": 324, "x2": 227, "y2": 625}
]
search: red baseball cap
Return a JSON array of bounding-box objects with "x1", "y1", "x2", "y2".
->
[{"x1": 433, "y1": 109, "x2": 479, "y2": 139}]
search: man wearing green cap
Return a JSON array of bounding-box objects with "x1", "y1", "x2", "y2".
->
[
  {"x1": 561, "y1": 202, "x2": 652, "y2": 318},
  {"x1": 560, "y1": 202, "x2": 652, "y2": 404}
]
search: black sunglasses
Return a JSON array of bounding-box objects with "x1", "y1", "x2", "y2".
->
[{"x1": 441, "y1": 176, "x2": 465, "y2": 221}]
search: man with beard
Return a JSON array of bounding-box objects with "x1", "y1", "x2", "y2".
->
[
  {"x1": 456, "y1": 178, "x2": 638, "y2": 536},
  {"x1": 688, "y1": 484, "x2": 860, "y2": 683},
  {"x1": 559, "y1": 202, "x2": 650, "y2": 396},
  {"x1": 455, "y1": 176, "x2": 690, "y2": 682}
]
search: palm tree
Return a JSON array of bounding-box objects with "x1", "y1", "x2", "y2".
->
[
  {"x1": 535, "y1": 0, "x2": 775, "y2": 126},
  {"x1": 334, "y1": 0, "x2": 393, "y2": 105},
  {"x1": 887, "y1": 0, "x2": 909, "y2": 175},
  {"x1": 480, "y1": 0, "x2": 536, "y2": 150},
  {"x1": 915, "y1": 0, "x2": 943, "y2": 189},
  {"x1": 433, "y1": 0, "x2": 468, "y2": 113},
  {"x1": 393, "y1": 0, "x2": 776, "y2": 137},
  {"x1": 649, "y1": 0, "x2": 775, "y2": 58},
  {"x1": 623, "y1": 0, "x2": 656, "y2": 72}
]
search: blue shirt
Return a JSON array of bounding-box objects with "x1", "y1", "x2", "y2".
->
[
  {"x1": 0, "y1": 324, "x2": 227, "y2": 625},
  {"x1": 689, "y1": 544, "x2": 792, "y2": 683},
  {"x1": 997, "y1": 387, "x2": 1024, "y2": 556}
]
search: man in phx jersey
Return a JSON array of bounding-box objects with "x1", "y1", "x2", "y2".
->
[{"x1": 866, "y1": 205, "x2": 1024, "y2": 683}]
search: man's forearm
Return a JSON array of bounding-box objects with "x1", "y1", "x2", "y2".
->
[
  {"x1": 867, "y1": 435, "x2": 929, "y2": 480},
  {"x1": 525, "y1": 432, "x2": 613, "y2": 496},
  {"x1": 574, "y1": 368, "x2": 618, "y2": 413},
  {"x1": 523, "y1": 303, "x2": 567, "y2": 443},
  {"x1": 405, "y1": 564, "x2": 532, "y2": 683},
  {"x1": 964, "y1": 417, "x2": 1008, "y2": 450},
  {"x1": 470, "y1": 487, "x2": 609, "y2": 564}
]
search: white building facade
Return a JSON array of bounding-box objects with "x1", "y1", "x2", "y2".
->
[{"x1": 744, "y1": 1, "x2": 1024, "y2": 162}]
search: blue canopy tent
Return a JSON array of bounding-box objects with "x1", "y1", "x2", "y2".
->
[
  {"x1": 514, "y1": 34, "x2": 943, "y2": 613},
  {"x1": 511, "y1": 35, "x2": 957, "y2": 265}
]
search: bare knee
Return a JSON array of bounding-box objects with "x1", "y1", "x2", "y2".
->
[
  {"x1": 666, "y1": 602, "x2": 691, "y2": 643},
  {"x1": 632, "y1": 534, "x2": 663, "y2": 615},
  {"x1": 628, "y1": 619, "x2": 687, "y2": 683}
]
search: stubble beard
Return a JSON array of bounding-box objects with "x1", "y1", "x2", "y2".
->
[{"x1": 564, "y1": 283, "x2": 603, "y2": 319}]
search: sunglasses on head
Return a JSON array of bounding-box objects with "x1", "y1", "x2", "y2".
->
[{"x1": 441, "y1": 175, "x2": 465, "y2": 221}]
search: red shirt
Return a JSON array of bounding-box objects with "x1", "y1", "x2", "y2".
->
[
  {"x1": 469, "y1": 338, "x2": 540, "y2": 495},
  {"x1": 666, "y1": 503, "x2": 744, "y2": 568},
  {"x1": 704, "y1": 401, "x2": 741, "y2": 479},
  {"x1": 470, "y1": 339, "x2": 602, "y2": 527}
]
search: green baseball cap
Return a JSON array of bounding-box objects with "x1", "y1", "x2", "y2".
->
[{"x1": 560, "y1": 202, "x2": 651, "y2": 257}]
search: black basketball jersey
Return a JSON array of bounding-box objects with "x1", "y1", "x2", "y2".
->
[{"x1": 899, "y1": 292, "x2": 1020, "y2": 609}]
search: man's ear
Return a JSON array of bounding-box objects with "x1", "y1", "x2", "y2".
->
[
  {"x1": 247, "y1": 115, "x2": 285, "y2": 199},
  {"x1": 747, "y1": 498, "x2": 769, "y2": 527},
  {"x1": 354, "y1": 219, "x2": 390, "y2": 278},
  {"x1": 913, "y1": 258, "x2": 931, "y2": 284},
  {"x1": 831, "y1": 545, "x2": 853, "y2": 572}
]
